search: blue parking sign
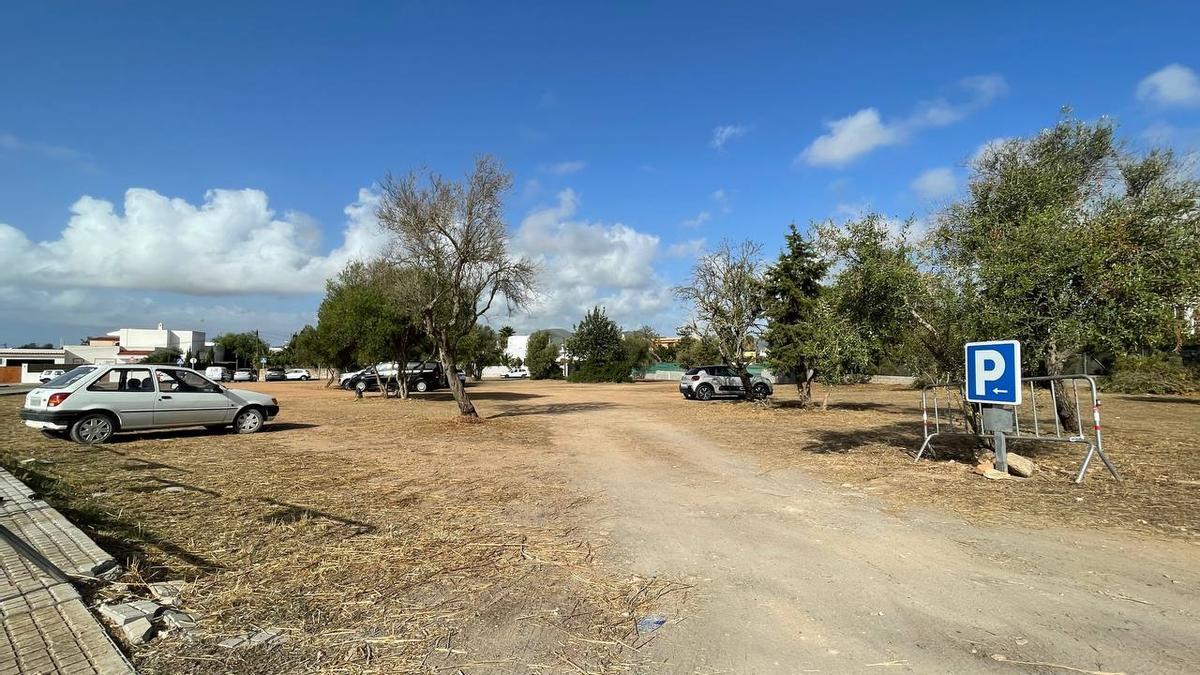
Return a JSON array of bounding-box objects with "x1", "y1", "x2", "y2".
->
[{"x1": 964, "y1": 340, "x2": 1022, "y2": 405}]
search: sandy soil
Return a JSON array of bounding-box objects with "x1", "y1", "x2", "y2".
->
[{"x1": 2, "y1": 378, "x2": 1198, "y2": 673}]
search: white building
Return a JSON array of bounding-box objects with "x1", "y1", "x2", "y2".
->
[
  {"x1": 0, "y1": 348, "x2": 67, "y2": 384},
  {"x1": 105, "y1": 324, "x2": 206, "y2": 355}
]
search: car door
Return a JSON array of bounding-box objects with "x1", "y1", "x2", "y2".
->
[
  {"x1": 717, "y1": 366, "x2": 742, "y2": 393},
  {"x1": 153, "y1": 368, "x2": 238, "y2": 426},
  {"x1": 83, "y1": 368, "x2": 157, "y2": 429}
]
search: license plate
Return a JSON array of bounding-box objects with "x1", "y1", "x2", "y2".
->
[{"x1": 30, "y1": 397, "x2": 41, "y2": 407}]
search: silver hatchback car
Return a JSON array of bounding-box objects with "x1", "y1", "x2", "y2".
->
[
  {"x1": 679, "y1": 364, "x2": 773, "y2": 400},
  {"x1": 19, "y1": 364, "x2": 280, "y2": 444}
]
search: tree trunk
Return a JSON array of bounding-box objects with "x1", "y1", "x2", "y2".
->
[
  {"x1": 738, "y1": 365, "x2": 755, "y2": 400},
  {"x1": 1045, "y1": 348, "x2": 1079, "y2": 431},
  {"x1": 793, "y1": 361, "x2": 814, "y2": 407},
  {"x1": 439, "y1": 344, "x2": 477, "y2": 417}
]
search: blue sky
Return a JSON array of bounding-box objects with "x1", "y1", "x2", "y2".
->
[{"x1": 2, "y1": 2, "x2": 1199, "y2": 346}]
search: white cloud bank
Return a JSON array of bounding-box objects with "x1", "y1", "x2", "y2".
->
[
  {"x1": 799, "y1": 75, "x2": 1009, "y2": 167},
  {"x1": 911, "y1": 167, "x2": 957, "y2": 200},
  {"x1": 506, "y1": 189, "x2": 675, "y2": 331},
  {"x1": 1136, "y1": 64, "x2": 1200, "y2": 108},
  {"x1": 710, "y1": 124, "x2": 748, "y2": 150},
  {"x1": 0, "y1": 187, "x2": 388, "y2": 295}
]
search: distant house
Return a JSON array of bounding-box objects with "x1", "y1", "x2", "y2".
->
[
  {"x1": 63, "y1": 323, "x2": 207, "y2": 366},
  {"x1": 0, "y1": 348, "x2": 67, "y2": 384}
]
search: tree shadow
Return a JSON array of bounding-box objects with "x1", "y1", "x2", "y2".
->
[
  {"x1": 773, "y1": 400, "x2": 911, "y2": 413},
  {"x1": 127, "y1": 476, "x2": 222, "y2": 497},
  {"x1": 1116, "y1": 395, "x2": 1200, "y2": 405},
  {"x1": 257, "y1": 497, "x2": 375, "y2": 535},
  {"x1": 488, "y1": 402, "x2": 617, "y2": 418},
  {"x1": 421, "y1": 391, "x2": 546, "y2": 402},
  {"x1": 3, "y1": 462, "x2": 225, "y2": 575},
  {"x1": 804, "y1": 419, "x2": 927, "y2": 454}
]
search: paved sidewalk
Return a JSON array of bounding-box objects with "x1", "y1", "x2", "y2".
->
[{"x1": 0, "y1": 468, "x2": 132, "y2": 674}]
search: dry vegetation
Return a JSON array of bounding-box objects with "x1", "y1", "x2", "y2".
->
[
  {"x1": 2, "y1": 376, "x2": 1197, "y2": 673},
  {"x1": 0, "y1": 384, "x2": 683, "y2": 674},
  {"x1": 664, "y1": 381, "x2": 1200, "y2": 540}
]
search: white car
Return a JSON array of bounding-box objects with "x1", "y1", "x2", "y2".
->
[
  {"x1": 501, "y1": 366, "x2": 530, "y2": 379},
  {"x1": 204, "y1": 366, "x2": 232, "y2": 382},
  {"x1": 39, "y1": 369, "x2": 65, "y2": 384},
  {"x1": 19, "y1": 365, "x2": 279, "y2": 444},
  {"x1": 285, "y1": 368, "x2": 312, "y2": 381},
  {"x1": 232, "y1": 368, "x2": 258, "y2": 382}
]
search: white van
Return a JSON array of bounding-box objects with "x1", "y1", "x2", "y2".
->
[{"x1": 205, "y1": 366, "x2": 232, "y2": 382}]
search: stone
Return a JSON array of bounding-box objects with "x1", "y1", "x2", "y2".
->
[
  {"x1": 1006, "y1": 452, "x2": 1035, "y2": 478},
  {"x1": 160, "y1": 609, "x2": 197, "y2": 631},
  {"x1": 121, "y1": 617, "x2": 155, "y2": 644},
  {"x1": 149, "y1": 581, "x2": 185, "y2": 605},
  {"x1": 157, "y1": 486, "x2": 186, "y2": 493},
  {"x1": 973, "y1": 459, "x2": 994, "y2": 476},
  {"x1": 248, "y1": 628, "x2": 287, "y2": 646},
  {"x1": 129, "y1": 600, "x2": 164, "y2": 617},
  {"x1": 982, "y1": 469, "x2": 1014, "y2": 481},
  {"x1": 98, "y1": 602, "x2": 152, "y2": 627},
  {"x1": 218, "y1": 636, "x2": 249, "y2": 649}
]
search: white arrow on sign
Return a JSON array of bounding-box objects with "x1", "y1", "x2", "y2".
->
[{"x1": 993, "y1": 388, "x2": 1008, "y2": 394}]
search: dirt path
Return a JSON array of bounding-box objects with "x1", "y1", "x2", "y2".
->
[{"x1": 512, "y1": 385, "x2": 1200, "y2": 673}]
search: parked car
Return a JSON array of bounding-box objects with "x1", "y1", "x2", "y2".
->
[
  {"x1": 501, "y1": 366, "x2": 530, "y2": 379},
  {"x1": 285, "y1": 368, "x2": 312, "y2": 381},
  {"x1": 340, "y1": 362, "x2": 399, "y2": 389},
  {"x1": 204, "y1": 366, "x2": 232, "y2": 382},
  {"x1": 345, "y1": 361, "x2": 463, "y2": 394},
  {"x1": 264, "y1": 368, "x2": 286, "y2": 381},
  {"x1": 679, "y1": 365, "x2": 773, "y2": 400},
  {"x1": 19, "y1": 365, "x2": 279, "y2": 444},
  {"x1": 38, "y1": 369, "x2": 65, "y2": 384},
  {"x1": 232, "y1": 368, "x2": 258, "y2": 382}
]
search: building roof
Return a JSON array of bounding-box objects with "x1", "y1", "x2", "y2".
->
[{"x1": 0, "y1": 348, "x2": 64, "y2": 358}]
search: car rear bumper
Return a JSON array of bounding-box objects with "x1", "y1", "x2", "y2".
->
[{"x1": 20, "y1": 409, "x2": 80, "y2": 431}]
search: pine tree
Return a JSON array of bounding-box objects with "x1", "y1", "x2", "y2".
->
[{"x1": 762, "y1": 223, "x2": 829, "y2": 406}]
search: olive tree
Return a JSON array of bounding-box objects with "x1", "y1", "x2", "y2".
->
[
  {"x1": 674, "y1": 240, "x2": 767, "y2": 399},
  {"x1": 376, "y1": 156, "x2": 537, "y2": 417}
]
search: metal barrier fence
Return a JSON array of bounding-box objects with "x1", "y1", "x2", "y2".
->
[{"x1": 916, "y1": 375, "x2": 1122, "y2": 484}]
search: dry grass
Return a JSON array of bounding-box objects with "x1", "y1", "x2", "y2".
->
[
  {"x1": 0, "y1": 384, "x2": 683, "y2": 674},
  {"x1": 662, "y1": 382, "x2": 1200, "y2": 540}
]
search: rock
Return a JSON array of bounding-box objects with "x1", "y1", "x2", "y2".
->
[
  {"x1": 973, "y1": 459, "x2": 994, "y2": 476},
  {"x1": 149, "y1": 581, "x2": 185, "y2": 605},
  {"x1": 160, "y1": 609, "x2": 197, "y2": 631},
  {"x1": 129, "y1": 600, "x2": 164, "y2": 617},
  {"x1": 218, "y1": 636, "x2": 248, "y2": 649},
  {"x1": 1006, "y1": 452, "x2": 1035, "y2": 478},
  {"x1": 121, "y1": 617, "x2": 155, "y2": 644},
  {"x1": 636, "y1": 615, "x2": 667, "y2": 634},
  {"x1": 982, "y1": 469, "x2": 1014, "y2": 481},
  {"x1": 157, "y1": 486, "x2": 186, "y2": 494},
  {"x1": 248, "y1": 628, "x2": 287, "y2": 646},
  {"x1": 98, "y1": 602, "x2": 154, "y2": 627}
]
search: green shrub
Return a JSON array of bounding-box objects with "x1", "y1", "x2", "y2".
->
[
  {"x1": 1104, "y1": 353, "x2": 1199, "y2": 394},
  {"x1": 567, "y1": 361, "x2": 633, "y2": 383}
]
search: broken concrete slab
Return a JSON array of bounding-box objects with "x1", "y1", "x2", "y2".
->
[
  {"x1": 248, "y1": 628, "x2": 287, "y2": 646},
  {"x1": 121, "y1": 616, "x2": 155, "y2": 644},
  {"x1": 160, "y1": 609, "x2": 197, "y2": 631},
  {"x1": 98, "y1": 603, "x2": 149, "y2": 627},
  {"x1": 1006, "y1": 452, "x2": 1035, "y2": 478},
  {"x1": 148, "y1": 581, "x2": 185, "y2": 605},
  {"x1": 218, "y1": 635, "x2": 248, "y2": 649}
]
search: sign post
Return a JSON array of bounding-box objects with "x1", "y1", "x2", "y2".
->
[
  {"x1": 965, "y1": 340, "x2": 1022, "y2": 473},
  {"x1": 189, "y1": 357, "x2": 197, "y2": 368}
]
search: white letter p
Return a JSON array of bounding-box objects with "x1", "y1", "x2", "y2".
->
[{"x1": 974, "y1": 349, "x2": 1004, "y2": 397}]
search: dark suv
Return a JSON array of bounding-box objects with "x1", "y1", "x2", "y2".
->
[{"x1": 346, "y1": 361, "x2": 466, "y2": 394}]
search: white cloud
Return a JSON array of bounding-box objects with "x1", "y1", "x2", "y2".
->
[
  {"x1": 799, "y1": 75, "x2": 1009, "y2": 167},
  {"x1": 0, "y1": 132, "x2": 94, "y2": 170},
  {"x1": 971, "y1": 136, "x2": 1012, "y2": 165},
  {"x1": 1136, "y1": 64, "x2": 1200, "y2": 108},
  {"x1": 0, "y1": 187, "x2": 388, "y2": 297},
  {"x1": 680, "y1": 211, "x2": 711, "y2": 228},
  {"x1": 711, "y1": 188, "x2": 732, "y2": 214},
  {"x1": 544, "y1": 160, "x2": 587, "y2": 175},
  {"x1": 667, "y1": 238, "x2": 707, "y2": 258},
  {"x1": 710, "y1": 124, "x2": 748, "y2": 150},
  {"x1": 911, "y1": 167, "x2": 957, "y2": 200},
  {"x1": 505, "y1": 190, "x2": 674, "y2": 331}
]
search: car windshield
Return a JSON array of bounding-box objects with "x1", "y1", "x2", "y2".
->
[{"x1": 42, "y1": 366, "x2": 96, "y2": 388}]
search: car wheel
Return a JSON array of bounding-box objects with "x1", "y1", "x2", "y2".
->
[
  {"x1": 70, "y1": 413, "x2": 115, "y2": 445},
  {"x1": 754, "y1": 382, "x2": 771, "y2": 398},
  {"x1": 695, "y1": 384, "x2": 714, "y2": 401},
  {"x1": 234, "y1": 407, "x2": 264, "y2": 434},
  {"x1": 414, "y1": 379, "x2": 429, "y2": 393},
  {"x1": 301, "y1": 375, "x2": 310, "y2": 381}
]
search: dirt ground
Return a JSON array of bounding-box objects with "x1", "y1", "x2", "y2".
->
[{"x1": 2, "y1": 379, "x2": 1198, "y2": 673}]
